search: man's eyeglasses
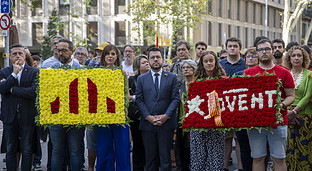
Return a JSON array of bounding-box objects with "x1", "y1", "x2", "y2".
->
[
  {"x1": 75, "y1": 52, "x2": 87, "y2": 57},
  {"x1": 124, "y1": 50, "x2": 134, "y2": 53},
  {"x1": 257, "y1": 47, "x2": 271, "y2": 53},
  {"x1": 246, "y1": 55, "x2": 257, "y2": 58}
]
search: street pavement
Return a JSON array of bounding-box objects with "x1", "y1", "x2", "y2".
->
[{"x1": 0, "y1": 122, "x2": 242, "y2": 171}]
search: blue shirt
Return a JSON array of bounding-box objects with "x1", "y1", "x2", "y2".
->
[{"x1": 220, "y1": 57, "x2": 246, "y2": 77}]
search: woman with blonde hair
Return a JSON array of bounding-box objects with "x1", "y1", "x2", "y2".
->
[{"x1": 283, "y1": 46, "x2": 312, "y2": 170}]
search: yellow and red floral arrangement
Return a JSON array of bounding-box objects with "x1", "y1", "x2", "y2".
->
[
  {"x1": 38, "y1": 68, "x2": 126, "y2": 125},
  {"x1": 182, "y1": 75, "x2": 283, "y2": 131}
]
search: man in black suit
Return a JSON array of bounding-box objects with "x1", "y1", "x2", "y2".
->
[
  {"x1": 0, "y1": 44, "x2": 39, "y2": 171},
  {"x1": 136, "y1": 46, "x2": 180, "y2": 171}
]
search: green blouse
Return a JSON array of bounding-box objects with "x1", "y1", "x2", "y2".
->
[{"x1": 292, "y1": 69, "x2": 312, "y2": 115}]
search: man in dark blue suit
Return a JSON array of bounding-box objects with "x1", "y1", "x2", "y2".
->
[
  {"x1": 136, "y1": 46, "x2": 180, "y2": 171},
  {"x1": 0, "y1": 44, "x2": 39, "y2": 171}
]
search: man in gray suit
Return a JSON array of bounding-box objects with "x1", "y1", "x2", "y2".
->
[{"x1": 136, "y1": 46, "x2": 180, "y2": 171}]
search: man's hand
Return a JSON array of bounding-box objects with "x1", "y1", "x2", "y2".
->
[
  {"x1": 154, "y1": 114, "x2": 169, "y2": 126},
  {"x1": 13, "y1": 60, "x2": 21, "y2": 75},
  {"x1": 0, "y1": 78, "x2": 6, "y2": 82},
  {"x1": 146, "y1": 115, "x2": 159, "y2": 125}
]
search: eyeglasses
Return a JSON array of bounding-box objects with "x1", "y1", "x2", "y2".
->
[
  {"x1": 124, "y1": 50, "x2": 134, "y2": 53},
  {"x1": 182, "y1": 66, "x2": 193, "y2": 70},
  {"x1": 257, "y1": 47, "x2": 271, "y2": 53},
  {"x1": 75, "y1": 52, "x2": 87, "y2": 57},
  {"x1": 246, "y1": 55, "x2": 257, "y2": 58}
]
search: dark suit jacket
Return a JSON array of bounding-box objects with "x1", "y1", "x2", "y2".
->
[
  {"x1": 136, "y1": 70, "x2": 180, "y2": 131},
  {"x1": 0, "y1": 64, "x2": 39, "y2": 125}
]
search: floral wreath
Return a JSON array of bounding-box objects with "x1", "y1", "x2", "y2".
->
[
  {"x1": 180, "y1": 72, "x2": 283, "y2": 132},
  {"x1": 35, "y1": 65, "x2": 130, "y2": 129}
]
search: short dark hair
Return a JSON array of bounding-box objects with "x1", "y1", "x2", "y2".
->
[
  {"x1": 58, "y1": 39, "x2": 74, "y2": 51},
  {"x1": 123, "y1": 44, "x2": 136, "y2": 52},
  {"x1": 147, "y1": 46, "x2": 163, "y2": 59},
  {"x1": 272, "y1": 39, "x2": 285, "y2": 48},
  {"x1": 256, "y1": 39, "x2": 273, "y2": 51},
  {"x1": 9, "y1": 43, "x2": 24, "y2": 53},
  {"x1": 195, "y1": 41, "x2": 207, "y2": 49},
  {"x1": 301, "y1": 45, "x2": 311, "y2": 55},
  {"x1": 175, "y1": 40, "x2": 191, "y2": 51},
  {"x1": 219, "y1": 49, "x2": 227, "y2": 56},
  {"x1": 253, "y1": 36, "x2": 269, "y2": 47},
  {"x1": 286, "y1": 41, "x2": 299, "y2": 52},
  {"x1": 32, "y1": 55, "x2": 41, "y2": 61},
  {"x1": 226, "y1": 37, "x2": 242, "y2": 49}
]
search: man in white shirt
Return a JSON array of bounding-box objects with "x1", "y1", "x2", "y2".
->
[
  {"x1": 122, "y1": 44, "x2": 136, "y2": 77},
  {"x1": 42, "y1": 35, "x2": 63, "y2": 68}
]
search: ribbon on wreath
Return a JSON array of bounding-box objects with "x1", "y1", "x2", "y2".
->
[{"x1": 206, "y1": 90, "x2": 224, "y2": 126}]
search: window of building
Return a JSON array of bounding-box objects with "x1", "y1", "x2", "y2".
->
[
  {"x1": 245, "y1": 28, "x2": 248, "y2": 48},
  {"x1": 236, "y1": 26, "x2": 240, "y2": 39},
  {"x1": 273, "y1": 32, "x2": 276, "y2": 39},
  {"x1": 87, "y1": 0, "x2": 98, "y2": 15},
  {"x1": 115, "y1": 21, "x2": 126, "y2": 45},
  {"x1": 260, "y1": 30, "x2": 263, "y2": 36},
  {"x1": 237, "y1": 0, "x2": 240, "y2": 21},
  {"x1": 207, "y1": 0, "x2": 212, "y2": 15},
  {"x1": 218, "y1": 0, "x2": 222, "y2": 17},
  {"x1": 253, "y1": 29, "x2": 256, "y2": 41},
  {"x1": 253, "y1": 3, "x2": 256, "y2": 24},
  {"x1": 32, "y1": 23, "x2": 43, "y2": 47},
  {"x1": 87, "y1": 22, "x2": 98, "y2": 48},
  {"x1": 208, "y1": 22, "x2": 212, "y2": 45},
  {"x1": 273, "y1": 9, "x2": 276, "y2": 27},
  {"x1": 115, "y1": 0, "x2": 126, "y2": 15},
  {"x1": 245, "y1": 1, "x2": 248, "y2": 22},
  {"x1": 302, "y1": 23, "x2": 306, "y2": 38},
  {"x1": 59, "y1": 23, "x2": 69, "y2": 38},
  {"x1": 32, "y1": 0, "x2": 42, "y2": 16},
  {"x1": 267, "y1": 7, "x2": 270, "y2": 27},
  {"x1": 260, "y1": 5, "x2": 263, "y2": 25},
  {"x1": 59, "y1": 0, "x2": 70, "y2": 15},
  {"x1": 227, "y1": 0, "x2": 231, "y2": 19},
  {"x1": 218, "y1": 23, "x2": 222, "y2": 46},
  {"x1": 228, "y1": 25, "x2": 231, "y2": 38}
]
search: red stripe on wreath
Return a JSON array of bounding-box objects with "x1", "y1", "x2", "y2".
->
[
  {"x1": 87, "y1": 78, "x2": 98, "y2": 113},
  {"x1": 69, "y1": 78, "x2": 79, "y2": 114},
  {"x1": 106, "y1": 97, "x2": 116, "y2": 113},
  {"x1": 50, "y1": 97, "x2": 60, "y2": 114}
]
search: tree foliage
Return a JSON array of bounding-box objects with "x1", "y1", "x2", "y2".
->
[
  {"x1": 283, "y1": 0, "x2": 312, "y2": 45},
  {"x1": 127, "y1": 0, "x2": 208, "y2": 46},
  {"x1": 40, "y1": 8, "x2": 62, "y2": 60}
]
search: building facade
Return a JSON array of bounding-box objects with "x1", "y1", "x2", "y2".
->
[{"x1": 0, "y1": 0, "x2": 310, "y2": 64}]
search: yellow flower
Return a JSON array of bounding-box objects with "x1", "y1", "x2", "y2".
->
[{"x1": 39, "y1": 69, "x2": 126, "y2": 125}]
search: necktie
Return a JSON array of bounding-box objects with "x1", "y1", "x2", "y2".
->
[
  {"x1": 17, "y1": 66, "x2": 23, "y2": 86},
  {"x1": 154, "y1": 73, "x2": 159, "y2": 94}
]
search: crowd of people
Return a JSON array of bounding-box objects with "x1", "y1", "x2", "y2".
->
[{"x1": 0, "y1": 34, "x2": 311, "y2": 171}]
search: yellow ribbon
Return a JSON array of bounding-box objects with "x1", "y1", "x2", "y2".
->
[{"x1": 208, "y1": 90, "x2": 224, "y2": 127}]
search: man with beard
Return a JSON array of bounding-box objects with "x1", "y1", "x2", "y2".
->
[
  {"x1": 42, "y1": 35, "x2": 63, "y2": 68},
  {"x1": 195, "y1": 41, "x2": 207, "y2": 63},
  {"x1": 52, "y1": 39, "x2": 81, "y2": 68},
  {"x1": 243, "y1": 39, "x2": 295, "y2": 171},
  {"x1": 136, "y1": 46, "x2": 180, "y2": 171},
  {"x1": 50, "y1": 39, "x2": 85, "y2": 170},
  {"x1": 272, "y1": 39, "x2": 285, "y2": 65},
  {"x1": 122, "y1": 45, "x2": 136, "y2": 77}
]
